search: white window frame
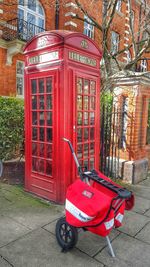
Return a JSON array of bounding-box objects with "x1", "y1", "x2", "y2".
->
[
  {"x1": 116, "y1": 0, "x2": 122, "y2": 12},
  {"x1": 18, "y1": 0, "x2": 45, "y2": 30},
  {"x1": 111, "y1": 31, "x2": 119, "y2": 54},
  {"x1": 16, "y1": 60, "x2": 25, "y2": 97},
  {"x1": 140, "y1": 59, "x2": 147, "y2": 72},
  {"x1": 84, "y1": 15, "x2": 94, "y2": 39}
]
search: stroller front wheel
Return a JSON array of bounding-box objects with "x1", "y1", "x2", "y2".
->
[{"x1": 55, "y1": 217, "x2": 78, "y2": 251}]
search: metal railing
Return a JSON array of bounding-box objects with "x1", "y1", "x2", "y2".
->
[{"x1": 2, "y1": 18, "x2": 45, "y2": 42}]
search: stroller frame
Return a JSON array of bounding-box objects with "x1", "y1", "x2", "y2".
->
[{"x1": 56, "y1": 138, "x2": 132, "y2": 257}]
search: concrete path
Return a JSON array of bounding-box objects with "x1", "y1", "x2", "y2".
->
[{"x1": 0, "y1": 175, "x2": 150, "y2": 267}]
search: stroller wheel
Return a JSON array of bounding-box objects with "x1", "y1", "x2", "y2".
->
[{"x1": 55, "y1": 217, "x2": 78, "y2": 251}]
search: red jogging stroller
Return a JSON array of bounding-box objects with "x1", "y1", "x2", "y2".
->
[{"x1": 56, "y1": 138, "x2": 134, "y2": 257}]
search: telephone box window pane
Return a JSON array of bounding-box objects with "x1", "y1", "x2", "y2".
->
[
  {"x1": 39, "y1": 127, "x2": 44, "y2": 141},
  {"x1": 39, "y1": 79, "x2": 44, "y2": 94},
  {"x1": 32, "y1": 96, "x2": 37, "y2": 109},
  {"x1": 77, "y1": 95, "x2": 82, "y2": 110},
  {"x1": 47, "y1": 95, "x2": 52, "y2": 109},
  {"x1": 31, "y1": 79, "x2": 37, "y2": 94},
  {"x1": 84, "y1": 144, "x2": 88, "y2": 157},
  {"x1": 90, "y1": 158, "x2": 95, "y2": 169},
  {"x1": 39, "y1": 111, "x2": 44, "y2": 126},
  {"x1": 77, "y1": 144, "x2": 83, "y2": 159},
  {"x1": 32, "y1": 142, "x2": 37, "y2": 155},
  {"x1": 90, "y1": 112, "x2": 95, "y2": 125},
  {"x1": 90, "y1": 128, "x2": 95, "y2": 140},
  {"x1": 32, "y1": 158, "x2": 37, "y2": 172},
  {"x1": 84, "y1": 96, "x2": 89, "y2": 110},
  {"x1": 90, "y1": 143, "x2": 94, "y2": 155},
  {"x1": 32, "y1": 127, "x2": 37, "y2": 140},
  {"x1": 77, "y1": 112, "x2": 82, "y2": 125},
  {"x1": 46, "y1": 144, "x2": 52, "y2": 158},
  {"x1": 39, "y1": 143, "x2": 44, "y2": 157},
  {"x1": 46, "y1": 77, "x2": 52, "y2": 93},
  {"x1": 90, "y1": 97, "x2": 95, "y2": 110},
  {"x1": 46, "y1": 161, "x2": 52, "y2": 175},
  {"x1": 84, "y1": 128, "x2": 89, "y2": 141},
  {"x1": 90, "y1": 81, "x2": 96, "y2": 95},
  {"x1": 77, "y1": 128, "x2": 82, "y2": 142},
  {"x1": 84, "y1": 159, "x2": 88, "y2": 169},
  {"x1": 84, "y1": 80, "x2": 89, "y2": 94},
  {"x1": 39, "y1": 95, "x2": 44, "y2": 110},
  {"x1": 39, "y1": 159, "x2": 44, "y2": 173},
  {"x1": 47, "y1": 128, "x2": 52, "y2": 142},
  {"x1": 32, "y1": 111, "x2": 37, "y2": 125},
  {"x1": 47, "y1": 112, "x2": 52, "y2": 126},
  {"x1": 84, "y1": 112, "x2": 88, "y2": 125},
  {"x1": 77, "y1": 78, "x2": 82, "y2": 94}
]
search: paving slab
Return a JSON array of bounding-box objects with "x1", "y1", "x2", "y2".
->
[
  {"x1": 136, "y1": 221, "x2": 150, "y2": 244},
  {"x1": 0, "y1": 256, "x2": 12, "y2": 267},
  {"x1": 118, "y1": 210, "x2": 150, "y2": 236},
  {"x1": 144, "y1": 208, "x2": 150, "y2": 217},
  {"x1": 43, "y1": 220, "x2": 120, "y2": 257},
  {"x1": 139, "y1": 177, "x2": 150, "y2": 186},
  {"x1": 130, "y1": 185, "x2": 150, "y2": 200},
  {"x1": 95, "y1": 233, "x2": 150, "y2": 267},
  {"x1": 0, "y1": 228, "x2": 103, "y2": 267},
  {"x1": 132, "y1": 195, "x2": 150, "y2": 214},
  {"x1": 0, "y1": 215, "x2": 31, "y2": 248}
]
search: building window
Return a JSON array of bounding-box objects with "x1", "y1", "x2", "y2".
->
[
  {"x1": 111, "y1": 31, "x2": 119, "y2": 54},
  {"x1": 16, "y1": 61, "x2": 24, "y2": 97},
  {"x1": 146, "y1": 99, "x2": 150, "y2": 145},
  {"x1": 130, "y1": 10, "x2": 134, "y2": 29},
  {"x1": 18, "y1": 0, "x2": 45, "y2": 40},
  {"x1": 116, "y1": 0, "x2": 122, "y2": 12},
  {"x1": 84, "y1": 15, "x2": 94, "y2": 39},
  {"x1": 140, "y1": 59, "x2": 147, "y2": 72}
]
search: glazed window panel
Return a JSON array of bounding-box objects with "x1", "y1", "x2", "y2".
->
[
  {"x1": 39, "y1": 78, "x2": 44, "y2": 94},
  {"x1": 46, "y1": 77, "x2": 52, "y2": 93},
  {"x1": 31, "y1": 79, "x2": 37, "y2": 94},
  {"x1": 77, "y1": 78, "x2": 82, "y2": 94},
  {"x1": 47, "y1": 94, "x2": 52, "y2": 110},
  {"x1": 32, "y1": 95, "x2": 37, "y2": 109}
]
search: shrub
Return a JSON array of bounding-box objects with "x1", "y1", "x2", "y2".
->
[{"x1": 0, "y1": 97, "x2": 24, "y2": 161}]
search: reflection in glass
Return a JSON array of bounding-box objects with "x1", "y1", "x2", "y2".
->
[
  {"x1": 90, "y1": 142, "x2": 95, "y2": 155},
  {"x1": 47, "y1": 112, "x2": 52, "y2": 126},
  {"x1": 46, "y1": 77, "x2": 52, "y2": 93},
  {"x1": 39, "y1": 95, "x2": 44, "y2": 110},
  {"x1": 32, "y1": 95, "x2": 37, "y2": 110},
  {"x1": 84, "y1": 159, "x2": 88, "y2": 168},
  {"x1": 39, "y1": 78, "x2": 44, "y2": 93},
  {"x1": 77, "y1": 112, "x2": 82, "y2": 126},
  {"x1": 84, "y1": 112, "x2": 88, "y2": 125},
  {"x1": 84, "y1": 128, "x2": 89, "y2": 141},
  {"x1": 39, "y1": 111, "x2": 44, "y2": 125},
  {"x1": 77, "y1": 144, "x2": 83, "y2": 159},
  {"x1": 46, "y1": 144, "x2": 52, "y2": 158},
  {"x1": 90, "y1": 112, "x2": 95, "y2": 125},
  {"x1": 84, "y1": 80, "x2": 89, "y2": 94},
  {"x1": 46, "y1": 161, "x2": 52, "y2": 175},
  {"x1": 90, "y1": 97, "x2": 95, "y2": 110},
  {"x1": 84, "y1": 96, "x2": 88, "y2": 110},
  {"x1": 32, "y1": 111, "x2": 37, "y2": 125},
  {"x1": 90, "y1": 128, "x2": 95, "y2": 140},
  {"x1": 84, "y1": 144, "x2": 88, "y2": 157},
  {"x1": 32, "y1": 127, "x2": 37, "y2": 140},
  {"x1": 39, "y1": 127, "x2": 44, "y2": 141},
  {"x1": 32, "y1": 142, "x2": 37, "y2": 155},
  {"x1": 77, "y1": 128, "x2": 82, "y2": 142},
  {"x1": 77, "y1": 95, "x2": 82, "y2": 110},
  {"x1": 31, "y1": 79, "x2": 37, "y2": 94},
  {"x1": 77, "y1": 78, "x2": 82, "y2": 94},
  {"x1": 47, "y1": 94, "x2": 52, "y2": 109},
  {"x1": 90, "y1": 158, "x2": 95, "y2": 169},
  {"x1": 39, "y1": 143, "x2": 44, "y2": 157},
  {"x1": 39, "y1": 159, "x2": 44, "y2": 173},
  {"x1": 32, "y1": 158, "x2": 37, "y2": 172},
  {"x1": 47, "y1": 128, "x2": 52, "y2": 142},
  {"x1": 90, "y1": 80, "x2": 96, "y2": 95}
]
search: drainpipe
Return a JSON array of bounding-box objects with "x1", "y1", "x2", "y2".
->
[{"x1": 55, "y1": 0, "x2": 60, "y2": 30}]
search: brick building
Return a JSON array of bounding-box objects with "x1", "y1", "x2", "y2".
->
[{"x1": 0, "y1": 0, "x2": 150, "y2": 179}]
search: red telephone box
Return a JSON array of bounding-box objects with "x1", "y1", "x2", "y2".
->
[{"x1": 24, "y1": 30, "x2": 102, "y2": 203}]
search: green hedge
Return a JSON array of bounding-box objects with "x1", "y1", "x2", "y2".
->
[{"x1": 0, "y1": 97, "x2": 24, "y2": 161}]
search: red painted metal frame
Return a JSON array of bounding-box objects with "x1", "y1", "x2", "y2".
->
[{"x1": 24, "y1": 30, "x2": 102, "y2": 203}]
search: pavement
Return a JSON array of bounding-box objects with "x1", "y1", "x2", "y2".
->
[{"x1": 0, "y1": 174, "x2": 150, "y2": 267}]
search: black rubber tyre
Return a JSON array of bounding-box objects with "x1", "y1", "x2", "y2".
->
[{"x1": 55, "y1": 217, "x2": 78, "y2": 251}]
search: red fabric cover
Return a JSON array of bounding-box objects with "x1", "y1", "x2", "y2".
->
[{"x1": 65, "y1": 172, "x2": 134, "y2": 237}]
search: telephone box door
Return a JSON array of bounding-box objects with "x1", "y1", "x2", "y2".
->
[
  {"x1": 73, "y1": 74, "x2": 100, "y2": 175},
  {"x1": 25, "y1": 71, "x2": 58, "y2": 200}
]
